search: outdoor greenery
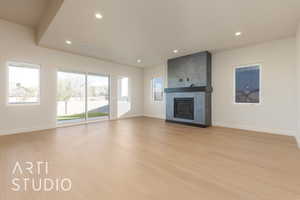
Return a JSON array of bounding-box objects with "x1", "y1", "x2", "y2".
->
[
  {"x1": 57, "y1": 112, "x2": 108, "y2": 121},
  {"x1": 57, "y1": 79, "x2": 76, "y2": 114},
  {"x1": 57, "y1": 73, "x2": 109, "y2": 122}
]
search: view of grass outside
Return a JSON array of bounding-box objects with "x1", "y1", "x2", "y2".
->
[
  {"x1": 57, "y1": 112, "x2": 108, "y2": 121},
  {"x1": 87, "y1": 74, "x2": 109, "y2": 120},
  {"x1": 57, "y1": 72, "x2": 109, "y2": 123}
]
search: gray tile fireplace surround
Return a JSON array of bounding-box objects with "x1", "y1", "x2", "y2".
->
[
  {"x1": 166, "y1": 91, "x2": 211, "y2": 127},
  {"x1": 165, "y1": 51, "x2": 212, "y2": 127}
]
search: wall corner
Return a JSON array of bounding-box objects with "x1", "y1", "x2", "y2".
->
[{"x1": 297, "y1": 23, "x2": 300, "y2": 149}]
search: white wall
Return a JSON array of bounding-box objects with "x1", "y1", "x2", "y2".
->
[
  {"x1": 143, "y1": 65, "x2": 167, "y2": 119},
  {"x1": 144, "y1": 38, "x2": 297, "y2": 137},
  {"x1": 213, "y1": 38, "x2": 297, "y2": 136},
  {"x1": 0, "y1": 19, "x2": 144, "y2": 135},
  {"x1": 296, "y1": 24, "x2": 300, "y2": 146}
]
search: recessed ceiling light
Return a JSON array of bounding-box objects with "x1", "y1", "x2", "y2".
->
[
  {"x1": 235, "y1": 32, "x2": 242, "y2": 36},
  {"x1": 65, "y1": 40, "x2": 72, "y2": 45},
  {"x1": 137, "y1": 59, "x2": 142, "y2": 63},
  {"x1": 95, "y1": 13, "x2": 103, "y2": 19},
  {"x1": 173, "y1": 49, "x2": 179, "y2": 53}
]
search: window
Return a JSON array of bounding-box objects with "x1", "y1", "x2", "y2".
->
[
  {"x1": 234, "y1": 64, "x2": 261, "y2": 104},
  {"x1": 57, "y1": 72, "x2": 86, "y2": 122},
  {"x1": 87, "y1": 74, "x2": 109, "y2": 120},
  {"x1": 8, "y1": 62, "x2": 40, "y2": 104},
  {"x1": 152, "y1": 77, "x2": 163, "y2": 101},
  {"x1": 118, "y1": 77, "x2": 129, "y2": 102},
  {"x1": 56, "y1": 71, "x2": 110, "y2": 123},
  {"x1": 117, "y1": 76, "x2": 131, "y2": 117}
]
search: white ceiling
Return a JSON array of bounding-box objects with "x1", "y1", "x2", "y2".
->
[
  {"x1": 0, "y1": 0, "x2": 48, "y2": 28},
  {"x1": 2, "y1": 0, "x2": 300, "y2": 67}
]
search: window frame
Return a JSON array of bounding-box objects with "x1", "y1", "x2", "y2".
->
[
  {"x1": 233, "y1": 63, "x2": 262, "y2": 105},
  {"x1": 151, "y1": 77, "x2": 164, "y2": 102},
  {"x1": 117, "y1": 76, "x2": 130, "y2": 102},
  {"x1": 87, "y1": 72, "x2": 111, "y2": 121},
  {"x1": 7, "y1": 61, "x2": 41, "y2": 106},
  {"x1": 56, "y1": 69, "x2": 111, "y2": 125}
]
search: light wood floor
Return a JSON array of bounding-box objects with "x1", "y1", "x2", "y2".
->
[{"x1": 1, "y1": 117, "x2": 300, "y2": 200}]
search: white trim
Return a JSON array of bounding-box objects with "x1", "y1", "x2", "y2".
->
[
  {"x1": 143, "y1": 116, "x2": 297, "y2": 138},
  {"x1": 56, "y1": 69, "x2": 86, "y2": 75},
  {"x1": 118, "y1": 114, "x2": 143, "y2": 119},
  {"x1": 1, "y1": 118, "x2": 298, "y2": 148},
  {"x1": 56, "y1": 70, "x2": 111, "y2": 124},
  {"x1": 0, "y1": 115, "x2": 143, "y2": 136},
  {"x1": 233, "y1": 63, "x2": 262, "y2": 105},
  {"x1": 213, "y1": 121, "x2": 296, "y2": 136},
  {"x1": 0, "y1": 125, "x2": 55, "y2": 136},
  {"x1": 56, "y1": 70, "x2": 86, "y2": 124},
  {"x1": 7, "y1": 61, "x2": 41, "y2": 69},
  {"x1": 56, "y1": 117, "x2": 109, "y2": 128},
  {"x1": 6, "y1": 61, "x2": 41, "y2": 105},
  {"x1": 117, "y1": 76, "x2": 130, "y2": 102},
  {"x1": 87, "y1": 73, "x2": 110, "y2": 120},
  {"x1": 143, "y1": 114, "x2": 165, "y2": 120},
  {"x1": 6, "y1": 102, "x2": 40, "y2": 106},
  {"x1": 85, "y1": 73, "x2": 88, "y2": 120}
]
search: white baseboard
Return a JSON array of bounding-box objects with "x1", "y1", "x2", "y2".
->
[
  {"x1": 143, "y1": 117, "x2": 297, "y2": 137},
  {"x1": 0, "y1": 125, "x2": 56, "y2": 136},
  {"x1": 56, "y1": 117, "x2": 109, "y2": 128},
  {"x1": 118, "y1": 114, "x2": 144, "y2": 119},
  {"x1": 143, "y1": 114, "x2": 165, "y2": 120},
  {"x1": 213, "y1": 121, "x2": 296, "y2": 137},
  {"x1": 0, "y1": 115, "x2": 144, "y2": 136},
  {"x1": 2, "y1": 118, "x2": 299, "y2": 149}
]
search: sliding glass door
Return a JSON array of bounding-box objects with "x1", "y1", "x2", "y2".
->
[
  {"x1": 57, "y1": 72, "x2": 86, "y2": 123},
  {"x1": 87, "y1": 74, "x2": 109, "y2": 120},
  {"x1": 57, "y1": 71, "x2": 110, "y2": 124}
]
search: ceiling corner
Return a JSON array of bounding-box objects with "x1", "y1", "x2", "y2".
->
[{"x1": 36, "y1": 0, "x2": 64, "y2": 44}]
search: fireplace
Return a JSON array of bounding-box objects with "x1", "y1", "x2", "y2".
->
[
  {"x1": 174, "y1": 98, "x2": 194, "y2": 120},
  {"x1": 165, "y1": 51, "x2": 212, "y2": 127}
]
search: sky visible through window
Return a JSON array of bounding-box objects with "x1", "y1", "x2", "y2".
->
[
  {"x1": 9, "y1": 66, "x2": 39, "y2": 90},
  {"x1": 235, "y1": 65, "x2": 260, "y2": 103},
  {"x1": 121, "y1": 77, "x2": 128, "y2": 98},
  {"x1": 88, "y1": 75, "x2": 108, "y2": 88},
  {"x1": 153, "y1": 77, "x2": 163, "y2": 101},
  {"x1": 57, "y1": 72, "x2": 109, "y2": 122},
  {"x1": 8, "y1": 65, "x2": 39, "y2": 103}
]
